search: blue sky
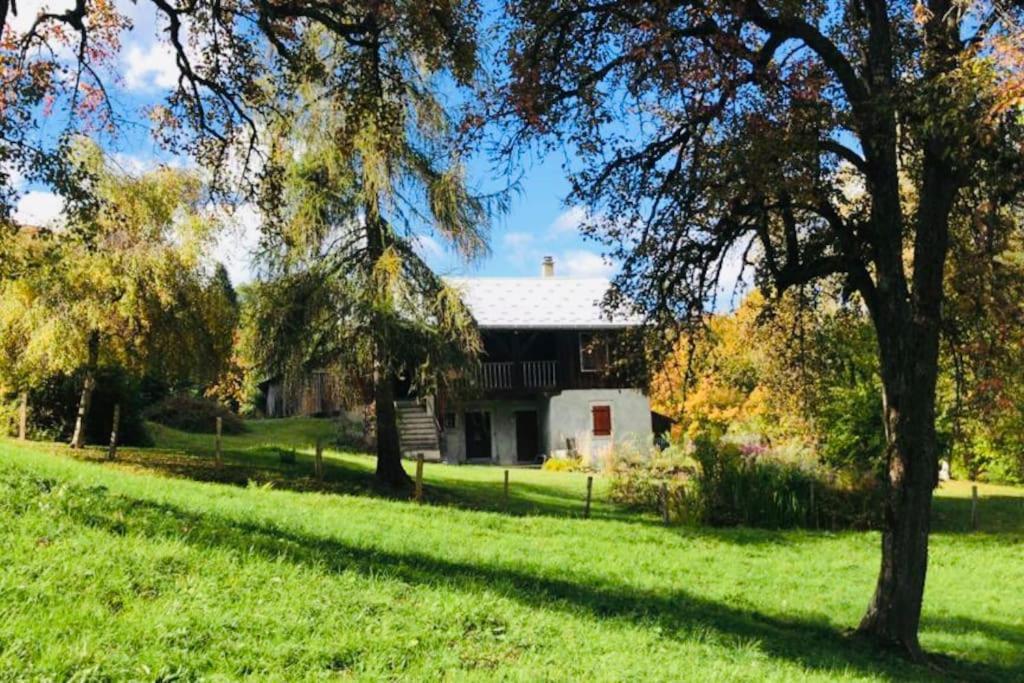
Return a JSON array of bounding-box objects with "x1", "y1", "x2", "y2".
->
[{"x1": 9, "y1": 0, "x2": 612, "y2": 286}]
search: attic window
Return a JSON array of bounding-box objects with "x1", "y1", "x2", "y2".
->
[
  {"x1": 580, "y1": 333, "x2": 610, "y2": 373},
  {"x1": 592, "y1": 405, "x2": 612, "y2": 437}
]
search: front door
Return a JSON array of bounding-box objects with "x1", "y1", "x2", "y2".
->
[
  {"x1": 464, "y1": 411, "x2": 492, "y2": 460},
  {"x1": 515, "y1": 410, "x2": 539, "y2": 463}
]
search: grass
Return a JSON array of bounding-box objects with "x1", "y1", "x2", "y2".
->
[{"x1": 0, "y1": 417, "x2": 1021, "y2": 681}]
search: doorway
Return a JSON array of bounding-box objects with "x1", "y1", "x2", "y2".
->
[
  {"x1": 515, "y1": 410, "x2": 539, "y2": 463},
  {"x1": 464, "y1": 411, "x2": 492, "y2": 461}
]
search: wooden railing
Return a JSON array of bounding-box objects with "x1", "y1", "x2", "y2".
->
[
  {"x1": 522, "y1": 360, "x2": 558, "y2": 388},
  {"x1": 479, "y1": 362, "x2": 515, "y2": 390},
  {"x1": 477, "y1": 360, "x2": 559, "y2": 391}
]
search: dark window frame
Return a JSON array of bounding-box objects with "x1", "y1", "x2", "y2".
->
[{"x1": 579, "y1": 332, "x2": 611, "y2": 373}]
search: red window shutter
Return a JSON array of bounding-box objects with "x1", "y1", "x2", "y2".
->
[{"x1": 592, "y1": 405, "x2": 611, "y2": 436}]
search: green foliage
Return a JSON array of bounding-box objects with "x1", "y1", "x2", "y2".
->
[
  {"x1": 3, "y1": 367, "x2": 151, "y2": 446},
  {"x1": 609, "y1": 434, "x2": 883, "y2": 531},
  {"x1": 814, "y1": 382, "x2": 886, "y2": 476},
  {"x1": 0, "y1": 142, "x2": 238, "y2": 445},
  {"x1": 142, "y1": 395, "x2": 246, "y2": 436}
]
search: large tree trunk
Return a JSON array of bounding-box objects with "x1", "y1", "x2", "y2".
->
[
  {"x1": 70, "y1": 331, "x2": 100, "y2": 449},
  {"x1": 373, "y1": 362, "x2": 410, "y2": 488},
  {"x1": 857, "y1": 335, "x2": 940, "y2": 660},
  {"x1": 858, "y1": 139, "x2": 955, "y2": 659}
]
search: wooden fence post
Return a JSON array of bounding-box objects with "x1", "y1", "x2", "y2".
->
[
  {"x1": 809, "y1": 480, "x2": 817, "y2": 530},
  {"x1": 17, "y1": 391, "x2": 27, "y2": 441},
  {"x1": 215, "y1": 416, "x2": 223, "y2": 466},
  {"x1": 503, "y1": 469, "x2": 510, "y2": 511},
  {"x1": 107, "y1": 403, "x2": 120, "y2": 460},
  {"x1": 315, "y1": 438, "x2": 324, "y2": 482},
  {"x1": 584, "y1": 475, "x2": 593, "y2": 519},
  {"x1": 971, "y1": 485, "x2": 979, "y2": 531},
  {"x1": 660, "y1": 481, "x2": 670, "y2": 526},
  {"x1": 415, "y1": 453, "x2": 424, "y2": 503}
]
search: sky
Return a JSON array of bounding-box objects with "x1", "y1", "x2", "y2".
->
[{"x1": 8, "y1": 0, "x2": 614, "y2": 286}]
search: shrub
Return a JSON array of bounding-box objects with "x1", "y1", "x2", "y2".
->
[
  {"x1": 542, "y1": 456, "x2": 582, "y2": 472},
  {"x1": 608, "y1": 433, "x2": 883, "y2": 530},
  {"x1": 4, "y1": 367, "x2": 152, "y2": 446},
  {"x1": 143, "y1": 394, "x2": 246, "y2": 434}
]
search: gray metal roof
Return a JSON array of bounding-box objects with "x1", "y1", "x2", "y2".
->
[{"x1": 444, "y1": 277, "x2": 644, "y2": 330}]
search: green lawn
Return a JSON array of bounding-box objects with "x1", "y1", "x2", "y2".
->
[{"x1": 0, "y1": 418, "x2": 1022, "y2": 681}]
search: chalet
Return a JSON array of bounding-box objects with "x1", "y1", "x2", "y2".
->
[{"x1": 396, "y1": 257, "x2": 655, "y2": 466}]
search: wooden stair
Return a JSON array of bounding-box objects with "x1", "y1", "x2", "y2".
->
[{"x1": 395, "y1": 400, "x2": 442, "y2": 462}]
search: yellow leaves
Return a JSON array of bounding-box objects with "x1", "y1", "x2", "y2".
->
[
  {"x1": 371, "y1": 247, "x2": 403, "y2": 309},
  {"x1": 912, "y1": 2, "x2": 933, "y2": 27}
]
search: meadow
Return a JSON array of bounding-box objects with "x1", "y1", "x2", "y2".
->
[{"x1": 0, "y1": 418, "x2": 1021, "y2": 681}]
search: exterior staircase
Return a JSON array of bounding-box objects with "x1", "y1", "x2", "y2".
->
[{"x1": 395, "y1": 400, "x2": 442, "y2": 462}]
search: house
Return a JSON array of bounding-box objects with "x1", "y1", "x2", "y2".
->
[{"x1": 396, "y1": 257, "x2": 655, "y2": 466}]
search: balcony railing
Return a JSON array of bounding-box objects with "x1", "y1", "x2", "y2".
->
[
  {"x1": 479, "y1": 361, "x2": 515, "y2": 390},
  {"x1": 478, "y1": 360, "x2": 559, "y2": 391},
  {"x1": 522, "y1": 360, "x2": 558, "y2": 388}
]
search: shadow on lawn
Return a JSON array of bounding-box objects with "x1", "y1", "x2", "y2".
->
[
  {"x1": 53, "y1": 481, "x2": 1018, "y2": 682},
  {"x1": 71, "y1": 444, "x2": 659, "y2": 524}
]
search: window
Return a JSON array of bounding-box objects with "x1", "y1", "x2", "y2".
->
[
  {"x1": 579, "y1": 333, "x2": 610, "y2": 373},
  {"x1": 592, "y1": 405, "x2": 612, "y2": 436},
  {"x1": 443, "y1": 412, "x2": 457, "y2": 430}
]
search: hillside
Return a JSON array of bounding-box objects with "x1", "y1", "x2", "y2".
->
[{"x1": 0, "y1": 420, "x2": 1021, "y2": 680}]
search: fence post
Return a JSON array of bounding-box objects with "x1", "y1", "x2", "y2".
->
[
  {"x1": 660, "y1": 481, "x2": 670, "y2": 526},
  {"x1": 810, "y1": 480, "x2": 818, "y2": 530},
  {"x1": 415, "y1": 453, "x2": 424, "y2": 503},
  {"x1": 503, "y1": 469, "x2": 510, "y2": 511},
  {"x1": 17, "y1": 391, "x2": 27, "y2": 441},
  {"x1": 584, "y1": 475, "x2": 593, "y2": 519},
  {"x1": 315, "y1": 438, "x2": 324, "y2": 482},
  {"x1": 107, "y1": 403, "x2": 120, "y2": 460},
  {"x1": 971, "y1": 485, "x2": 978, "y2": 531},
  {"x1": 215, "y1": 416, "x2": 223, "y2": 467}
]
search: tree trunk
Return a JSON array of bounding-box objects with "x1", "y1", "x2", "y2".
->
[
  {"x1": 70, "y1": 331, "x2": 100, "y2": 449},
  {"x1": 857, "y1": 357, "x2": 938, "y2": 660},
  {"x1": 373, "y1": 362, "x2": 410, "y2": 488},
  {"x1": 858, "y1": 141, "x2": 954, "y2": 659}
]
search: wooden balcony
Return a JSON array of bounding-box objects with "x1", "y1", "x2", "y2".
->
[{"x1": 477, "y1": 360, "x2": 559, "y2": 392}]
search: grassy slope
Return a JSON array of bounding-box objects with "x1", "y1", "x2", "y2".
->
[{"x1": 0, "y1": 419, "x2": 1020, "y2": 681}]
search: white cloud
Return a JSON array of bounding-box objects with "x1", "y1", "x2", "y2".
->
[
  {"x1": 211, "y1": 203, "x2": 261, "y2": 285},
  {"x1": 561, "y1": 250, "x2": 614, "y2": 279},
  {"x1": 123, "y1": 41, "x2": 179, "y2": 91},
  {"x1": 13, "y1": 191, "x2": 63, "y2": 227},
  {"x1": 502, "y1": 231, "x2": 533, "y2": 249},
  {"x1": 549, "y1": 206, "x2": 588, "y2": 234},
  {"x1": 6, "y1": 0, "x2": 77, "y2": 37},
  {"x1": 411, "y1": 233, "x2": 445, "y2": 261}
]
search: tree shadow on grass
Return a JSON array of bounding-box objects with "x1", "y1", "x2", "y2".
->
[
  {"x1": 49, "y1": 480, "x2": 1018, "y2": 682},
  {"x1": 71, "y1": 444, "x2": 671, "y2": 524}
]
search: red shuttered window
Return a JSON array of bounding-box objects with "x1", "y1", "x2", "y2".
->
[{"x1": 592, "y1": 405, "x2": 612, "y2": 436}]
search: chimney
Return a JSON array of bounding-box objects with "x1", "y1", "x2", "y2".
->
[{"x1": 541, "y1": 255, "x2": 555, "y2": 277}]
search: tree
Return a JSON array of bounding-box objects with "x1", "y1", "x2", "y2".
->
[
  {"x1": 0, "y1": 140, "x2": 235, "y2": 446},
  {"x1": 502, "y1": 1, "x2": 1024, "y2": 658},
  {"x1": 250, "y1": 20, "x2": 489, "y2": 487}
]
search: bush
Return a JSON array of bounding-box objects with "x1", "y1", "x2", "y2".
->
[
  {"x1": 4, "y1": 368, "x2": 152, "y2": 446},
  {"x1": 143, "y1": 394, "x2": 246, "y2": 435},
  {"x1": 608, "y1": 433, "x2": 883, "y2": 530},
  {"x1": 542, "y1": 456, "x2": 582, "y2": 472}
]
